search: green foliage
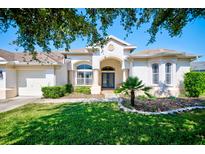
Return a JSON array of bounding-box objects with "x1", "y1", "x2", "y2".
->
[
  {"x1": 149, "y1": 95, "x2": 157, "y2": 101},
  {"x1": 74, "y1": 86, "x2": 91, "y2": 94},
  {"x1": 64, "y1": 83, "x2": 73, "y2": 94},
  {"x1": 168, "y1": 96, "x2": 177, "y2": 100},
  {"x1": 115, "y1": 76, "x2": 151, "y2": 106},
  {"x1": 137, "y1": 95, "x2": 148, "y2": 101},
  {"x1": 115, "y1": 76, "x2": 151, "y2": 97},
  {"x1": 41, "y1": 86, "x2": 66, "y2": 98},
  {"x1": 0, "y1": 8, "x2": 204, "y2": 56},
  {"x1": 0, "y1": 102, "x2": 204, "y2": 144},
  {"x1": 184, "y1": 72, "x2": 205, "y2": 97}
]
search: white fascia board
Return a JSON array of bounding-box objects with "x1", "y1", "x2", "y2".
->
[{"x1": 108, "y1": 35, "x2": 131, "y2": 46}]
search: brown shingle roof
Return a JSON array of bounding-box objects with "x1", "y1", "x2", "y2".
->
[
  {"x1": 130, "y1": 48, "x2": 198, "y2": 59},
  {"x1": 62, "y1": 48, "x2": 91, "y2": 54},
  {"x1": 0, "y1": 49, "x2": 64, "y2": 64},
  {"x1": 0, "y1": 49, "x2": 15, "y2": 61}
]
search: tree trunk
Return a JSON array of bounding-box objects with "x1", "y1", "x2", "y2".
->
[{"x1": 131, "y1": 90, "x2": 135, "y2": 107}]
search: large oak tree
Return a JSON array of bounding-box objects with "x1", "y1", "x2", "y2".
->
[{"x1": 0, "y1": 8, "x2": 204, "y2": 56}]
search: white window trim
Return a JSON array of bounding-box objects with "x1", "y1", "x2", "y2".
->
[
  {"x1": 165, "y1": 63, "x2": 172, "y2": 85},
  {"x1": 151, "y1": 63, "x2": 160, "y2": 86},
  {"x1": 76, "y1": 69, "x2": 93, "y2": 86}
]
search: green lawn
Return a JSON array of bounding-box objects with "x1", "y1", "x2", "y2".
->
[{"x1": 0, "y1": 102, "x2": 205, "y2": 145}]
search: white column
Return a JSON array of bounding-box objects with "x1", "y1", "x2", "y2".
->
[
  {"x1": 68, "y1": 70, "x2": 74, "y2": 85},
  {"x1": 93, "y1": 69, "x2": 99, "y2": 85},
  {"x1": 72, "y1": 70, "x2": 76, "y2": 85},
  {"x1": 122, "y1": 69, "x2": 128, "y2": 82},
  {"x1": 91, "y1": 69, "x2": 101, "y2": 94}
]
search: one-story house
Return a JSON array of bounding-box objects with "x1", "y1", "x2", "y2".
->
[{"x1": 0, "y1": 35, "x2": 199, "y2": 99}]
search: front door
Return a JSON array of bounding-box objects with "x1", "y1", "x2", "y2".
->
[{"x1": 102, "y1": 72, "x2": 115, "y2": 89}]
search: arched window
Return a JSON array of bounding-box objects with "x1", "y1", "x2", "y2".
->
[
  {"x1": 165, "y1": 63, "x2": 172, "y2": 84},
  {"x1": 102, "y1": 66, "x2": 115, "y2": 71},
  {"x1": 152, "y1": 63, "x2": 159, "y2": 84},
  {"x1": 76, "y1": 64, "x2": 92, "y2": 85},
  {"x1": 77, "y1": 64, "x2": 92, "y2": 70}
]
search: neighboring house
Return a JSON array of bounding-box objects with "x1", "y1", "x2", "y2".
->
[
  {"x1": 0, "y1": 35, "x2": 199, "y2": 99},
  {"x1": 191, "y1": 61, "x2": 205, "y2": 72}
]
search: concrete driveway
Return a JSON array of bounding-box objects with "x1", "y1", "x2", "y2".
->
[{"x1": 0, "y1": 96, "x2": 40, "y2": 113}]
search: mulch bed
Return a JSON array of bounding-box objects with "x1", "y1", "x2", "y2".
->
[
  {"x1": 61, "y1": 92, "x2": 105, "y2": 99},
  {"x1": 124, "y1": 97, "x2": 205, "y2": 112}
]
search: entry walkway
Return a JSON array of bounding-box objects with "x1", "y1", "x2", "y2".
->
[{"x1": 0, "y1": 96, "x2": 40, "y2": 113}]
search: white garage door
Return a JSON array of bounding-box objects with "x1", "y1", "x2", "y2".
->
[{"x1": 18, "y1": 70, "x2": 49, "y2": 96}]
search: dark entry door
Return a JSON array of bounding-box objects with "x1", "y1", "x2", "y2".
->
[{"x1": 102, "y1": 72, "x2": 115, "y2": 88}]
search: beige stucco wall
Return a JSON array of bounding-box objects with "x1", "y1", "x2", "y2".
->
[
  {"x1": 131, "y1": 57, "x2": 191, "y2": 97},
  {"x1": 92, "y1": 40, "x2": 129, "y2": 70},
  {"x1": 176, "y1": 59, "x2": 191, "y2": 89},
  {"x1": 6, "y1": 68, "x2": 17, "y2": 98},
  {"x1": 55, "y1": 64, "x2": 68, "y2": 86},
  {"x1": 132, "y1": 60, "x2": 149, "y2": 84}
]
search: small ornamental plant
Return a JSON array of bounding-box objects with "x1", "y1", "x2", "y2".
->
[{"x1": 115, "y1": 77, "x2": 151, "y2": 107}]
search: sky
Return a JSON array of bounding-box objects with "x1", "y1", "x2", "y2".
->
[{"x1": 0, "y1": 16, "x2": 205, "y2": 61}]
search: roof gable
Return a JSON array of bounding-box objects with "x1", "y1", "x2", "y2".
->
[{"x1": 108, "y1": 35, "x2": 132, "y2": 46}]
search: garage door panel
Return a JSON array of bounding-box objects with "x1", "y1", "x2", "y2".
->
[{"x1": 18, "y1": 70, "x2": 48, "y2": 96}]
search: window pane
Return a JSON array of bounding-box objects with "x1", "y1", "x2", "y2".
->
[
  {"x1": 166, "y1": 63, "x2": 171, "y2": 73},
  {"x1": 166, "y1": 74, "x2": 171, "y2": 84},
  {"x1": 77, "y1": 79, "x2": 84, "y2": 85},
  {"x1": 77, "y1": 64, "x2": 92, "y2": 69},
  {"x1": 153, "y1": 74, "x2": 159, "y2": 84},
  {"x1": 152, "y1": 64, "x2": 159, "y2": 84},
  {"x1": 85, "y1": 72, "x2": 93, "y2": 85},
  {"x1": 152, "y1": 64, "x2": 159, "y2": 73},
  {"x1": 165, "y1": 63, "x2": 172, "y2": 84},
  {"x1": 77, "y1": 72, "x2": 84, "y2": 78},
  {"x1": 85, "y1": 72, "x2": 92, "y2": 78},
  {"x1": 77, "y1": 71, "x2": 93, "y2": 85}
]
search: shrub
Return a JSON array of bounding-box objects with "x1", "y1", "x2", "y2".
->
[
  {"x1": 64, "y1": 83, "x2": 73, "y2": 93},
  {"x1": 74, "y1": 86, "x2": 91, "y2": 94},
  {"x1": 149, "y1": 95, "x2": 157, "y2": 101},
  {"x1": 137, "y1": 95, "x2": 148, "y2": 101},
  {"x1": 184, "y1": 72, "x2": 205, "y2": 97},
  {"x1": 168, "y1": 96, "x2": 177, "y2": 100},
  {"x1": 42, "y1": 86, "x2": 66, "y2": 98}
]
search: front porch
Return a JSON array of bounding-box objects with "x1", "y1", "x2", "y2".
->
[
  {"x1": 91, "y1": 57, "x2": 129, "y2": 94},
  {"x1": 68, "y1": 57, "x2": 129, "y2": 94}
]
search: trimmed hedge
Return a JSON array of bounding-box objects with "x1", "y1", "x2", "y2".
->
[
  {"x1": 42, "y1": 86, "x2": 66, "y2": 98},
  {"x1": 74, "y1": 86, "x2": 91, "y2": 94},
  {"x1": 64, "y1": 83, "x2": 73, "y2": 93},
  {"x1": 184, "y1": 72, "x2": 205, "y2": 97}
]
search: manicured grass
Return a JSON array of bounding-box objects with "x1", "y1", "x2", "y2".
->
[{"x1": 0, "y1": 102, "x2": 205, "y2": 145}]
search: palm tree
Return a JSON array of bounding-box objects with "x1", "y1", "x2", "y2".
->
[{"x1": 115, "y1": 77, "x2": 151, "y2": 107}]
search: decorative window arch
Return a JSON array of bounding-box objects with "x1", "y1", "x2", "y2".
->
[
  {"x1": 76, "y1": 64, "x2": 93, "y2": 85},
  {"x1": 77, "y1": 64, "x2": 92, "y2": 70},
  {"x1": 152, "y1": 63, "x2": 159, "y2": 84},
  {"x1": 102, "y1": 66, "x2": 115, "y2": 71},
  {"x1": 165, "y1": 63, "x2": 172, "y2": 84}
]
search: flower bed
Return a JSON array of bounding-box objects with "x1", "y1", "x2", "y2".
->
[{"x1": 122, "y1": 97, "x2": 205, "y2": 113}]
